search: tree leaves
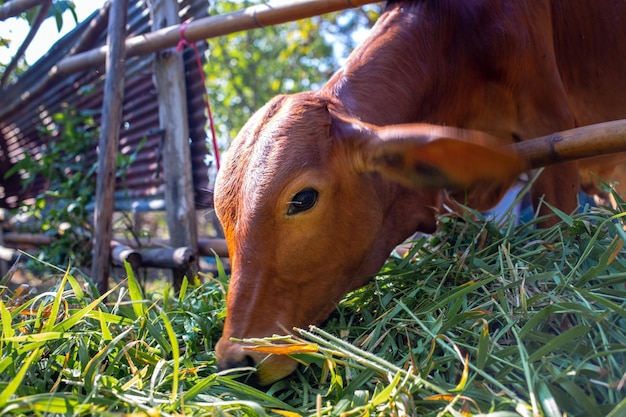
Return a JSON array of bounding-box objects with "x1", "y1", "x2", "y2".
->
[{"x1": 204, "y1": 0, "x2": 381, "y2": 143}]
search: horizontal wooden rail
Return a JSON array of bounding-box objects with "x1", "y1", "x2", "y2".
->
[
  {"x1": 3, "y1": 232, "x2": 228, "y2": 260},
  {"x1": 54, "y1": 0, "x2": 381, "y2": 77},
  {"x1": 1, "y1": 0, "x2": 379, "y2": 123}
]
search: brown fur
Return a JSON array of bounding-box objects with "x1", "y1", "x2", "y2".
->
[{"x1": 214, "y1": 0, "x2": 626, "y2": 385}]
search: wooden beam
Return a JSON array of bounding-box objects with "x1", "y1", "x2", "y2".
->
[
  {"x1": 0, "y1": 0, "x2": 49, "y2": 21},
  {"x1": 91, "y1": 0, "x2": 128, "y2": 294},
  {"x1": 0, "y1": 0, "x2": 378, "y2": 119},
  {"x1": 2, "y1": 232, "x2": 53, "y2": 246},
  {"x1": 115, "y1": 236, "x2": 228, "y2": 257},
  {"x1": 52, "y1": 0, "x2": 381, "y2": 76},
  {"x1": 151, "y1": 0, "x2": 199, "y2": 289},
  {"x1": 0, "y1": 1, "x2": 52, "y2": 88},
  {"x1": 110, "y1": 241, "x2": 142, "y2": 269},
  {"x1": 0, "y1": 2, "x2": 110, "y2": 118},
  {"x1": 137, "y1": 247, "x2": 196, "y2": 269}
]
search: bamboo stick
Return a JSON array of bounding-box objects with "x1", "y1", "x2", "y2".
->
[
  {"x1": 110, "y1": 241, "x2": 142, "y2": 268},
  {"x1": 152, "y1": 0, "x2": 199, "y2": 289},
  {"x1": 196, "y1": 237, "x2": 229, "y2": 257},
  {"x1": 0, "y1": 1, "x2": 52, "y2": 88},
  {"x1": 51, "y1": 0, "x2": 381, "y2": 76},
  {"x1": 0, "y1": 0, "x2": 48, "y2": 21},
  {"x1": 91, "y1": 0, "x2": 128, "y2": 294},
  {"x1": 115, "y1": 237, "x2": 228, "y2": 257},
  {"x1": 512, "y1": 120, "x2": 626, "y2": 168},
  {"x1": 139, "y1": 247, "x2": 196, "y2": 269},
  {"x1": 2, "y1": 233, "x2": 227, "y2": 258},
  {"x1": 2, "y1": 233, "x2": 53, "y2": 246},
  {"x1": 1, "y1": 235, "x2": 200, "y2": 271},
  {"x1": 110, "y1": 245, "x2": 196, "y2": 269},
  {"x1": 69, "y1": 0, "x2": 111, "y2": 56},
  {"x1": 0, "y1": 245, "x2": 20, "y2": 263}
]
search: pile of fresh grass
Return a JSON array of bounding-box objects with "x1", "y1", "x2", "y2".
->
[{"x1": 0, "y1": 197, "x2": 625, "y2": 416}]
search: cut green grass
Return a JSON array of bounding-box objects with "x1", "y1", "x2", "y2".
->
[{"x1": 0, "y1": 195, "x2": 625, "y2": 416}]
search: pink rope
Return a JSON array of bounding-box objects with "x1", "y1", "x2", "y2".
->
[{"x1": 177, "y1": 22, "x2": 221, "y2": 171}]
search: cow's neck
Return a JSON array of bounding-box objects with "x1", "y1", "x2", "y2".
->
[
  {"x1": 320, "y1": 2, "x2": 445, "y2": 243},
  {"x1": 319, "y1": 1, "x2": 531, "y2": 137}
]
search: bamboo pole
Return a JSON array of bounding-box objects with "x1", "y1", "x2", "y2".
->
[
  {"x1": 2, "y1": 233, "x2": 54, "y2": 246},
  {"x1": 196, "y1": 237, "x2": 229, "y2": 257},
  {"x1": 68, "y1": 0, "x2": 111, "y2": 56},
  {"x1": 50, "y1": 0, "x2": 381, "y2": 77},
  {"x1": 91, "y1": 0, "x2": 128, "y2": 294},
  {"x1": 0, "y1": 0, "x2": 378, "y2": 124},
  {"x1": 115, "y1": 236, "x2": 229, "y2": 257},
  {"x1": 139, "y1": 247, "x2": 196, "y2": 269},
  {"x1": 0, "y1": 0, "x2": 48, "y2": 21},
  {"x1": 2, "y1": 233, "x2": 228, "y2": 258},
  {"x1": 0, "y1": 246, "x2": 20, "y2": 263},
  {"x1": 512, "y1": 120, "x2": 626, "y2": 168},
  {"x1": 110, "y1": 241, "x2": 142, "y2": 269},
  {"x1": 151, "y1": 0, "x2": 199, "y2": 289},
  {"x1": 0, "y1": 1, "x2": 52, "y2": 88},
  {"x1": 0, "y1": 2, "x2": 110, "y2": 119},
  {"x1": 110, "y1": 241, "x2": 195, "y2": 269}
]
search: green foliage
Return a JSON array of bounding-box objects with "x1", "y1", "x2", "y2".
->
[
  {"x1": 220, "y1": 199, "x2": 625, "y2": 417},
  {"x1": 1, "y1": 191, "x2": 625, "y2": 416},
  {"x1": 204, "y1": 0, "x2": 382, "y2": 142},
  {"x1": 307, "y1": 204, "x2": 626, "y2": 417},
  {"x1": 1, "y1": 0, "x2": 78, "y2": 76},
  {"x1": 48, "y1": 0, "x2": 78, "y2": 33},
  {"x1": 6, "y1": 107, "x2": 141, "y2": 270},
  {"x1": 5, "y1": 108, "x2": 99, "y2": 268},
  {"x1": 0, "y1": 265, "x2": 229, "y2": 416},
  {"x1": 21, "y1": 0, "x2": 77, "y2": 33}
]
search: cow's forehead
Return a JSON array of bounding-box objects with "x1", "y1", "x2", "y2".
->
[{"x1": 218, "y1": 93, "x2": 337, "y2": 229}]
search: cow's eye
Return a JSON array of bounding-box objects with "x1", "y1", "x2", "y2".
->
[{"x1": 287, "y1": 188, "x2": 318, "y2": 215}]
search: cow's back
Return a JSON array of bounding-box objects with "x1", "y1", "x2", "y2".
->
[
  {"x1": 552, "y1": 1, "x2": 626, "y2": 199},
  {"x1": 553, "y1": 1, "x2": 626, "y2": 125}
]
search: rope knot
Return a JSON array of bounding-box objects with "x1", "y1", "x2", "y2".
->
[{"x1": 176, "y1": 22, "x2": 191, "y2": 52}]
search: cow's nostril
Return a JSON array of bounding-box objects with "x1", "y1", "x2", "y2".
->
[
  {"x1": 221, "y1": 354, "x2": 256, "y2": 370},
  {"x1": 216, "y1": 338, "x2": 258, "y2": 371},
  {"x1": 243, "y1": 354, "x2": 256, "y2": 368},
  {"x1": 216, "y1": 337, "x2": 299, "y2": 385},
  {"x1": 217, "y1": 353, "x2": 256, "y2": 372},
  {"x1": 216, "y1": 349, "x2": 261, "y2": 385}
]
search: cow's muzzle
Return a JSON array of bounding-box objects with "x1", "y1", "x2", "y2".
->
[{"x1": 215, "y1": 337, "x2": 299, "y2": 386}]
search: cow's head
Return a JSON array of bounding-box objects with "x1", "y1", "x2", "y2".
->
[{"x1": 214, "y1": 92, "x2": 524, "y2": 385}]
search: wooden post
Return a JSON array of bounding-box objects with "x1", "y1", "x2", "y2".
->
[
  {"x1": 151, "y1": 0, "x2": 199, "y2": 288},
  {"x1": 91, "y1": 0, "x2": 128, "y2": 294}
]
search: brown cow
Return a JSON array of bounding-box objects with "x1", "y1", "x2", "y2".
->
[{"x1": 214, "y1": 0, "x2": 626, "y2": 385}]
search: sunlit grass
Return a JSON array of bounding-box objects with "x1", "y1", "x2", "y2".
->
[{"x1": 1, "y1": 191, "x2": 625, "y2": 416}]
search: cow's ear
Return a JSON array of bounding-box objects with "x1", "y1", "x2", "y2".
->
[{"x1": 363, "y1": 124, "x2": 528, "y2": 210}]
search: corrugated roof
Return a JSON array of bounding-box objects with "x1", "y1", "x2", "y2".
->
[{"x1": 0, "y1": 0, "x2": 212, "y2": 210}]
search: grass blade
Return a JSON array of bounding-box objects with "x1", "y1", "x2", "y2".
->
[
  {"x1": 159, "y1": 311, "x2": 179, "y2": 402},
  {"x1": 0, "y1": 347, "x2": 42, "y2": 407}
]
